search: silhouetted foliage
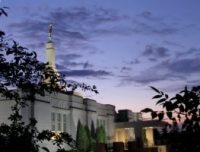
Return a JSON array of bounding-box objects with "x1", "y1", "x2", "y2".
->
[{"x1": 141, "y1": 86, "x2": 200, "y2": 152}]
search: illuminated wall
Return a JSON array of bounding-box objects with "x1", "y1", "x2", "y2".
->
[
  {"x1": 114, "y1": 128, "x2": 135, "y2": 143},
  {"x1": 142, "y1": 127, "x2": 154, "y2": 147}
]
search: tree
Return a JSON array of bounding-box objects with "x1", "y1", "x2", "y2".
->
[
  {"x1": 0, "y1": 7, "x2": 97, "y2": 152},
  {"x1": 96, "y1": 126, "x2": 106, "y2": 144},
  {"x1": 76, "y1": 121, "x2": 89, "y2": 152},
  {"x1": 141, "y1": 86, "x2": 200, "y2": 152},
  {"x1": 90, "y1": 120, "x2": 96, "y2": 149},
  {"x1": 85, "y1": 125, "x2": 93, "y2": 151}
]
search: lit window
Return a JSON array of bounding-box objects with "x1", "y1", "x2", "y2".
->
[{"x1": 51, "y1": 131, "x2": 61, "y2": 141}]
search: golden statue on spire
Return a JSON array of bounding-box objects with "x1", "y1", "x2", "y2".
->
[{"x1": 48, "y1": 23, "x2": 53, "y2": 41}]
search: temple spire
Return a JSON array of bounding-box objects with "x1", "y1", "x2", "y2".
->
[
  {"x1": 46, "y1": 23, "x2": 55, "y2": 69},
  {"x1": 48, "y1": 23, "x2": 53, "y2": 41}
]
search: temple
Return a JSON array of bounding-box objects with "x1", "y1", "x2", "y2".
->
[{"x1": 0, "y1": 24, "x2": 167, "y2": 152}]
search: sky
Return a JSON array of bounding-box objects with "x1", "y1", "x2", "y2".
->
[{"x1": 1, "y1": 0, "x2": 200, "y2": 112}]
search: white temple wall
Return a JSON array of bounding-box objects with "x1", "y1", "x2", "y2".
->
[
  {"x1": 34, "y1": 100, "x2": 51, "y2": 131},
  {"x1": 0, "y1": 98, "x2": 14, "y2": 124}
]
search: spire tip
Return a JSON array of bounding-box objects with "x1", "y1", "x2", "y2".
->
[{"x1": 48, "y1": 23, "x2": 53, "y2": 41}]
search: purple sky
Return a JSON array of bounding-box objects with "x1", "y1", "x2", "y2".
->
[{"x1": 1, "y1": 0, "x2": 200, "y2": 112}]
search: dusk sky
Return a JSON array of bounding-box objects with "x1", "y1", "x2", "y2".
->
[{"x1": 1, "y1": 0, "x2": 200, "y2": 112}]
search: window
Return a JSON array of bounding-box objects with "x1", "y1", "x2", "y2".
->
[
  {"x1": 51, "y1": 112, "x2": 55, "y2": 130},
  {"x1": 97, "y1": 119, "x2": 99, "y2": 127},
  {"x1": 57, "y1": 113, "x2": 61, "y2": 131},
  {"x1": 103, "y1": 120, "x2": 106, "y2": 128},
  {"x1": 100, "y1": 120, "x2": 103, "y2": 126},
  {"x1": 63, "y1": 114, "x2": 67, "y2": 132},
  {"x1": 51, "y1": 112, "x2": 68, "y2": 132}
]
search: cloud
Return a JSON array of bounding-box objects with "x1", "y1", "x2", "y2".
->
[
  {"x1": 57, "y1": 53, "x2": 82, "y2": 61},
  {"x1": 58, "y1": 61, "x2": 93, "y2": 69},
  {"x1": 44, "y1": 7, "x2": 126, "y2": 26},
  {"x1": 142, "y1": 45, "x2": 170, "y2": 59},
  {"x1": 61, "y1": 69, "x2": 111, "y2": 78},
  {"x1": 133, "y1": 11, "x2": 181, "y2": 36},
  {"x1": 56, "y1": 64, "x2": 68, "y2": 70},
  {"x1": 123, "y1": 58, "x2": 140, "y2": 65},
  {"x1": 7, "y1": 6, "x2": 130, "y2": 55},
  {"x1": 137, "y1": 11, "x2": 163, "y2": 22},
  {"x1": 163, "y1": 40, "x2": 184, "y2": 48},
  {"x1": 55, "y1": 53, "x2": 109, "y2": 79},
  {"x1": 132, "y1": 22, "x2": 179, "y2": 35},
  {"x1": 83, "y1": 61, "x2": 93, "y2": 69},
  {"x1": 120, "y1": 56, "x2": 200, "y2": 85},
  {"x1": 9, "y1": 7, "x2": 128, "y2": 37},
  {"x1": 55, "y1": 51, "x2": 110, "y2": 79},
  {"x1": 121, "y1": 66, "x2": 132, "y2": 72},
  {"x1": 160, "y1": 57, "x2": 200, "y2": 74},
  {"x1": 55, "y1": 53, "x2": 111, "y2": 79},
  {"x1": 56, "y1": 53, "x2": 94, "y2": 70},
  {"x1": 119, "y1": 44, "x2": 197, "y2": 85},
  {"x1": 131, "y1": 58, "x2": 140, "y2": 64},
  {"x1": 45, "y1": 7, "x2": 130, "y2": 39},
  {"x1": 120, "y1": 70, "x2": 184, "y2": 85},
  {"x1": 176, "y1": 48, "x2": 200, "y2": 58},
  {"x1": 148, "y1": 58, "x2": 158, "y2": 62}
]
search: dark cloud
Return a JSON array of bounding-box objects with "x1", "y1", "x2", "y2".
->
[
  {"x1": 9, "y1": 7, "x2": 127, "y2": 37},
  {"x1": 120, "y1": 44, "x2": 189, "y2": 85},
  {"x1": 123, "y1": 58, "x2": 140, "y2": 65},
  {"x1": 56, "y1": 64, "x2": 68, "y2": 70},
  {"x1": 65, "y1": 61, "x2": 83, "y2": 67},
  {"x1": 58, "y1": 61, "x2": 93, "y2": 69},
  {"x1": 9, "y1": 19, "x2": 87, "y2": 47},
  {"x1": 163, "y1": 40, "x2": 184, "y2": 48},
  {"x1": 161, "y1": 57, "x2": 200, "y2": 74},
  {"x1": 45, "y1": 7, "x2": 129, "y2": 39},
  {"x1": 133, "y1": 11, "x2": 181, "y2": 36},
  {"x1": 61, "y1": 69, "x2": 111, "y2": 77},
  {"x1": 83, "y1": 61, "x2": 93, "y2": 69},
  {"x1": 176, "y1": 48, "x2": 200, "y2": 57},
  {"x1": 56, "y1": 53, "x2": 110, "y2": 78},
  {"x1": 7, "y1": 6, "x2": 129, "y2": 54},
  {"x1": 131, "y1": 59, "x2": 140, "y2": 64},
  {"x1": 137, "y1": 11, "x2": 163, "y2": 22},
  {"x1": 142, "y1": 45, "x2": 170, "y2": 58},
  {"x1": 57, "y1": 53, "x2": 82, "y2": 61},
  {"x1": 55, "y1": 53, "x2": 110, "y2": 79},
  {"x1": 187, "y1": 79, "x2": 200, "y2": 86},
  {"x1": 121, "y1": 66, "x2": 132, "y2": 72},
  {"x1": 56, "y1": 53, "x2": 94, "y2": 70},
  {"x1": 120, "y1": 73, "x2": 182, "y2": 85},
  {"x1": 55, "y1": 28, "x2": 87, "y2": 40},
  {"x1": 132, "y1": 22, "x2": 179, "y2": 35},
  {"x1": 120, "y1": 56, "x2": 200, "y2": 85},
  {"x1": 148, "y1": 58, "x2": 158, "y2": 62},
  {"x1": 44, "y1": 7, "x2": 126, "y2": 26}
]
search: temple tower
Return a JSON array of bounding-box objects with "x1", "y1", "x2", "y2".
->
[{"x1": 46, "y1": 23, "x2": 56, "y2": 70}]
